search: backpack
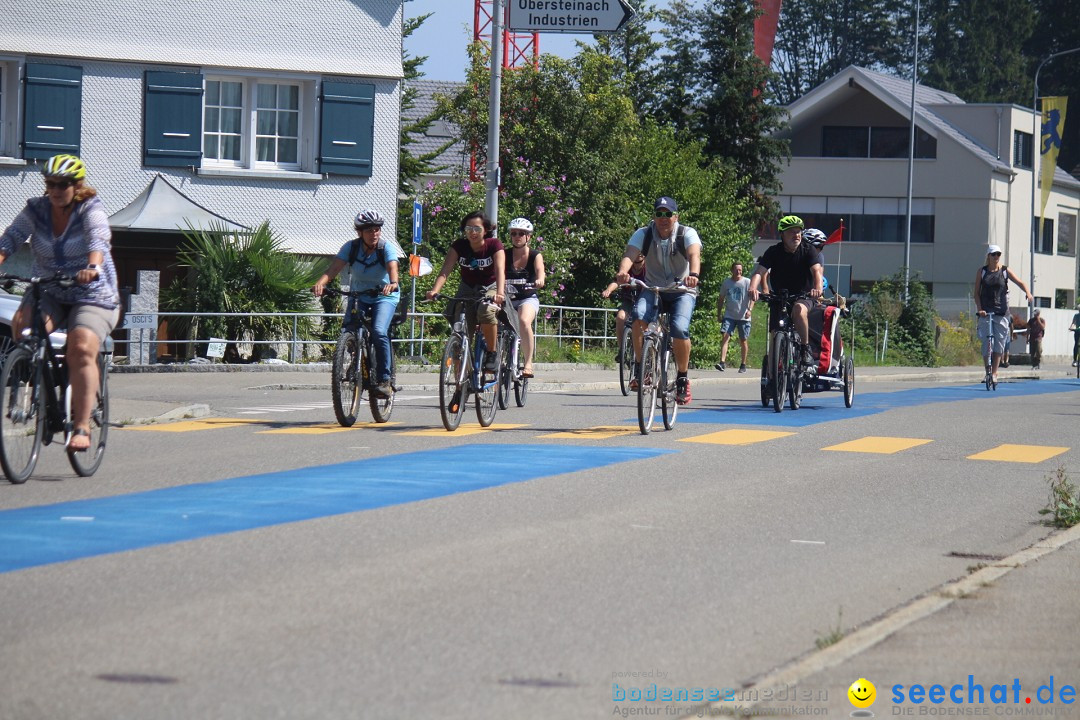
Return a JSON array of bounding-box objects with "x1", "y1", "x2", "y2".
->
[
  {"x1": 347, "y1": 238, "x2": 398, "y2": 268},
  {"x1": 641, "y1": 224, "x2": 689, "y2": 259}
]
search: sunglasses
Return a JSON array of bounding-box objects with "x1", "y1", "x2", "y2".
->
[
  {"x1": 509, "y1": 231, "x2": 529, "y2": 237},
  {"x1": 989, "y1": 252, "x2": 1002, "y2": 257},
  {"x1": 44, "y1": 180, "x2": 73, "y2": 190},
  {"x1": 463, "y1": 226, "x2": 484, "y2": 234},
  {"x1": 654, "y1": 210, "x2": 674, "y2": 218}
]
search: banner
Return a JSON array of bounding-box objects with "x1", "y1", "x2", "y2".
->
[
  {"x1": 825, "y1": 219, "x2": 844, "y2": 245},
  {"x1": 753, "y1": 0, "x2": 783, "y2": 67},
  {"x1": 1039, "y1": 96, "x2": 1068, "y2": 231}
]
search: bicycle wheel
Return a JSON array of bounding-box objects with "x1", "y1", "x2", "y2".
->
[
  {"x1": 843, "y1": 356, "x2": 855, "y2": 408},
  {"x1": 497, "y1": 334, "x2": 512, "y2": 411},
  {"x1": 439, "y1": 333, "x2": 467, "y2": 431},
  {"x1": 788, "y1": 344, "x2": 803, "y2": 410},
  {"x1": 368, "y1": 342, "x2": 395, "y2": 423},
  {"x1": 0, "y1": 347, "x2": 43, "y2": 483},
  {"x1": 68, "y1": 353, "x2": 109, "y2": 477},
  {"x1": 514, "y1": 339, "x2": 529, "y2": 407},
  {"x1": 661, "y1": 344, "x2": 678, "y2": 430},
  {"x1": 618, "y1": 328, "x2": 634, "y2": 396},
  {"x1": 331, "y1": 331, "x2": 362, "y2": 427},
  {"x1": 760, "y1": 354, "x2": 769, "y2": 407},
  {"x1": 637, "y1": 336, "x2": 660, "y2": 434},
  {"x1": 475, "y1": 332, "x2": 502, "y2": 427},
  {"x1": 771, "y1": 333, "x2": 788, "y2": 414}
]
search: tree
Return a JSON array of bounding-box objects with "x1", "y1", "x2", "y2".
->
[
  {"x1": 1028, "y1": 0, "x2": 1080, "y2": 175},
  {"x1": 589, "y1": 1, "x2": 663, "y2": 114},
  {"x1": 399, "y1": 11, "x2": 452, "y2": 196}
]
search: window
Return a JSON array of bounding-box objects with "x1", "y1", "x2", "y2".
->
[
  {"x1": 0, "y1": 62, "x2": 7, "y2": 156},
  {"x1": 823, "y1": 126, "x2": 936, "y2": 159},
  {"x1": 202, "y1": 77, "x2": 303, "y2": 171},
  {"x1": 1058, "y1": 213, "x2": 1076, "y2": 257},
  {"x1": 777, "y1": 212, "x2": 934, "y2": 243},
  {"x1": 1036, "y1": 216, "x2": 1054, "y2": 254},
  {"x1": 1034, "y1": 296, "x2": 1052, "y2": 308},
  {"x1": 204, "y1": 79, "x2": 244, "y2": 164},
  {"x1": 1055, "y1": 289, "x2": 1072, "y2": 309},
  {"x1": 255, "y1": 83, "x2": 299, "y2": 165},
  {"x1": 1014, "y1": 131, "x2": 1033, "y2": 169}
]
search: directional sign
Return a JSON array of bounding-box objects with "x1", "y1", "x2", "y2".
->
[{"x1": 508, "y1": 0, "x2": 636, "y2": 34}]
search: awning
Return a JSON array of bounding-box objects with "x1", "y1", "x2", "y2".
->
[{"x1": 109, "y1": 174, "x2": 249, "y2": 231}]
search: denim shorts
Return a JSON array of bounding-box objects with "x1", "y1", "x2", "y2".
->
[{"x1": 635, "y1": 291, "x2": 696, "y2": 340}]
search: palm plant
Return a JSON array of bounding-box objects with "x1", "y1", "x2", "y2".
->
[{"x1": 162, "y1": 221, "x2": 328, "y2": 361}]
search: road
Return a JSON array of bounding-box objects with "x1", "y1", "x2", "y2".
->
[{"x1": 0, "y1": 368, "x2": 1077, "y2": 719}]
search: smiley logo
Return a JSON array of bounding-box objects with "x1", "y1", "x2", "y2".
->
[{"x1": 848, "y1": 678, "x2": 876, "y2": 709}]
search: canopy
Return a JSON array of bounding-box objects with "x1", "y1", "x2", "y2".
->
[{"x1": 109, "y1": 174, "x2": 248, "y2": 232}]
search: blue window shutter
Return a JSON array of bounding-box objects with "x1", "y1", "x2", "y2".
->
[
  {"x1": 22, "y1": 63, "x2": 82, "y2": 160},
  {"x1": 319, "y1": 81, "x2": 374, "y2": 176},
  {"x1": 144, "y1": 71, "x2": 203, "y2": 167}
]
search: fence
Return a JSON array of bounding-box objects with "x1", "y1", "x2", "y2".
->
[{"x1": 120, "y1": 304, "x2": 622, "y2": 364}]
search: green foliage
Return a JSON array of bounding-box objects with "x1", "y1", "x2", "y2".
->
[
  {"x1": 1039, "y1": 466, "x2": 1080, "y2": 528},
  {"x1": 161, "y1": 222, "x2": 324, "y2": 361},
  {"x1": 852, "y1": 270, "x2": 938, "y2": 366},
  {"x1": 935, "y1": 313, "x2": 982, "y2": 367}
]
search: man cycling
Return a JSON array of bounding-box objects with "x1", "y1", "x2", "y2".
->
[
  {"x1": 748, "y1": 214, "x2": 823, "y2": 369},
  {"x1": 614, "y1": 196, "x2": 701, "y2": 405}
]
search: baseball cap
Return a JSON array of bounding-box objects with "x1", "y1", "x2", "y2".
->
[
  {"x1": 987, "y1": 244, "x2": 1002, "y2": 255},
  {"x1": 654, "y1": 197, "x2": 678, "y2": 213}
]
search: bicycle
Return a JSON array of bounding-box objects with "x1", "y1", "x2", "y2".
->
[
  {"x1": 759, "y1": 290, "x2": 813, "y2": 413},
  {"x1": 428, "y1": 293, "x2": 508, "y2": 431},
  {"x1": 0, "y1": 273, "x2": 111, "y2": 482},
  {"x1": 625, "y1": 279, "x2": 685, "y2": 435},
  {"x1": 498, "y1": 286, "x2": 533, "y2": 410},
  {"x1": 978, "y1": 312, "x2": 1000, "y2": 391},
  {"x1": 322, "y1": 287, "x2": 402, "y2": 426},
  {"x1": 617, "y1": 319, "x2": 634, "y2": 397}
]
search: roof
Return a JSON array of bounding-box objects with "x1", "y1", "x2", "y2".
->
[
  {"x1": 401, "y1": 80, "x2": 469, "y2": 176},
  {"x1": 786, "y1": 65, "x2": 1080, "y2": 190},
  {"x1": 109, "y1": 175, "x2": 249, "y2": 232}
]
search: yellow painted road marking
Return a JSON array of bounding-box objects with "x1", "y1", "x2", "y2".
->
[
  {"x1": 120, "y1": 418, "x2": 261, "y2": 432},
  {"x1": 257, "y1": 422, "x2": 401, "y2": 435},
  {"x1": 823, "y1": 436, "x2": 932, "y2": 454},
  {"x1": 541, "y1": 425, "x2": 640, "y2": 439},
  {"x1": 968, "y1": 444, "x2": 1069, "y2": 463},
  {"x1": 400, "y1": 423, "x2": 527, "y2": 437},
  {"x1": 680, "y1": 429, "x2": 796, "y2": 445}
]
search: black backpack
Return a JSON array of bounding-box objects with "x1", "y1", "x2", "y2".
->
[
  {"x1": 641, "y1": 224, "x2": 689, "y2": 259},
  {"x1": 347, "y1": 238, "x2": 398, "y2": 268}
]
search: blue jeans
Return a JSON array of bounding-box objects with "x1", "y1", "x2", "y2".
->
[
  {"x1": 635, "y1": 291, "x2": 696, "y2": 339},
  {"x1": 349, "y1": 295, "x2": 397, "y2": 382}
]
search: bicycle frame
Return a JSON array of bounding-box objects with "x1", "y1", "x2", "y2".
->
[{"x1": 14, "y1": 277, "x2": 72, "y2": 441}]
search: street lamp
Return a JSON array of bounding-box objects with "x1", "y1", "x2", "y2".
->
[
  {"x1": 902, "y1": 0, "x2": 920, "y2": 302},
  {"x1": 1029, "y1": 46, "x2": 1080, "y2": 317}
]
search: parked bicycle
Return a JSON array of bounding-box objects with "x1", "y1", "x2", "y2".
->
[
  {"x1": 428, "y1": 293, "x2": 508, "y2": 431},
  {"x1": 0, "y1": 273, "x2": 111, "y2": 482},
  {"x1": 759, "y1": 290, "x2": 814, "y2": 413},
  {"x1": 624, "y1": 279, "x2": 685, "y2": 435},
  {"x1": 322, "y1": 286, "x2": 403, "y2": 426}
]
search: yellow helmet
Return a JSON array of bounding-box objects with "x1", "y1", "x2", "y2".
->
[{"x1": 42, "y1": 154, "x2": 86, "y2": 181}]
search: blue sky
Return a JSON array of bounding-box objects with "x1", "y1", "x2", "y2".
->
[{"x1": 403, "y1": 0, "x2": 617, "y2": 82}]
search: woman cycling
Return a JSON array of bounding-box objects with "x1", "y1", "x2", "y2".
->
[
  {"x1": 0, "y1": 154, "x2": 120, "y2": 452},
  {"x1": 425, "y1": 211, "x2": 509, "y2": 370},
  {"x1": 312, "y1": 210, "x2": 401, "y2": 398},
  {"x1": 504, "y1": 217, "x2": 545, "y2": 378}
]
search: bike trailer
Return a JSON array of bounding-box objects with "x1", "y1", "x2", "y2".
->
[{"x1": 807, "y1": 303, "x2": 843, "y2": 376}]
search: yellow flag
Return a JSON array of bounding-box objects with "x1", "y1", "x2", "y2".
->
[{"x1": 1039, "y1": 96, "x2": 1068, "y2": 230}]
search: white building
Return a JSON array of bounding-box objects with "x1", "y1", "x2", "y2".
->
[
  {"x1": 0, "y1": 0, "x2": 403, "y2": 295},
  {"x1": 765, "y1": 66, "x2": 1080, "y2": 355}
]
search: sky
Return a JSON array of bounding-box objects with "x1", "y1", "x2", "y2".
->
[{"x1": 403, "y1": 0, "x2": 620, "y2": 83}]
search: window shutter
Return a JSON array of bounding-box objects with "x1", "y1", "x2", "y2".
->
[
  {"x1": 22, "y1": 63, "x2": 82, "y2": 160},
  {"x1": 319, "y1": 81, "x2": 374, "y2": 176},
  {"x1": 144, "y1": 71, "x2": 203, "y2": 167}
]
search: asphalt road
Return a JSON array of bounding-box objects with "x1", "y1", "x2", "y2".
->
[{"x1": 0, "y1": 370, "x2": 1077, "y2": 719}]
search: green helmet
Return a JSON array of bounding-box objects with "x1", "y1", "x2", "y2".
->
[
  {"x1": 777, "y1": 215, "x2": 804, "y2": 233},
  {"x1": 42, "y1": 154, "x2": 87, "y2": 181}
]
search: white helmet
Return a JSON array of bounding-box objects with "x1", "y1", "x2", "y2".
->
[
  {"x1": 803, "y1": 228, "x2": 827, "y2": 248},
  {"x1": 508, "y1": 217, "x2": 534, "y2": 233}
]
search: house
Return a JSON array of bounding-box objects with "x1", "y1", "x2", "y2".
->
[
  {"x1": 765, "y1": 65, "x2": 1080, "y2": 354},
  {"x1": 0, "y1": 0, "x2": 404, "y2": 298}
]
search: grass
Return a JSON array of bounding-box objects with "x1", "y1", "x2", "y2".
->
[
  {"x1": 1039, "y1": 465, "x2": 1080, "y2": 528},
  {"x1": 814, "y1": 607, "x2": 845, "y2": 650}
]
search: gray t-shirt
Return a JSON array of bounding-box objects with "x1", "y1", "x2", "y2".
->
[
  {"x1": 719, "y1": 276, "x2": 751, "y2": 320},
  {"x1": 626, "y1": 221, "x2": 702, "y2": 296}
]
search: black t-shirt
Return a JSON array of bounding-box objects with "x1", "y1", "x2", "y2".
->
[
  {"x1": 505, "y1": 248, "x2": 540, "y2": 300},
  {"x1": 759, "y1": 240, "x2": 820, "y2": 294}
]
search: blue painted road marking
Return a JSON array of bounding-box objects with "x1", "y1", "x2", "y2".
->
[
  {"x1": 676, "y1": 379, "x2": 1080, "y2": 428},
  {"x1": 0, "y1": 444, "x2": 672, "y2": 574}
]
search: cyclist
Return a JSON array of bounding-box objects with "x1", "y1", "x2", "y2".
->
[
  {"x1": 0, "y1": 154, "x2": 120, "y2": 452},
  {"x1": 748, "y1": 214, "x2": 823, "y2": 369},
  {"x1": 614, "y1": 196, "x2": 701, "y2": 405},
  {"x1": 601, "y1": 252, "x2": 646, "y2": 363},
  {"x1": 425, "y1": 211, "x2": 510, "y2": 371},
  {"x1": 504, "y1": 217, "x2": 545, "y2": 378},
  {"x1": 1070, "y1": 303, "x2": 1080, "y2": 367},
  {"x1": 313, "y1": 210, "x2": 401, "y2": 398},
  {"x1": 973, "y1": 244, "x2": 1033, "y2": 385}
]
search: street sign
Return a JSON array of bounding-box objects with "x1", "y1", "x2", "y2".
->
[
  {"x1": 508, "y1": 0, "x2": 636, "y2": 34},
  {"x1": 122, "y1": 313, "x2": 157, "y2": 330},
  {"x1": 412, "y1": 200, "x2": 423, "y2": 246}
]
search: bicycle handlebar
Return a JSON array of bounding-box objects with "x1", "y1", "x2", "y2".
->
[
  {"x1": 0, "y1": 272, "x2": 77, "y2": 290},
  {"x1": 321, "y1": 285, "x2": 386, "y2": 300},
  {"x1": 619, "y1": 279, "x2": 688, "y2": 293}
]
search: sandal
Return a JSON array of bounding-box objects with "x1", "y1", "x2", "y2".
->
[
  {"x1": 522, "y1": 369, "x2": 534, "y2": 379},
  {"x1": 66, "y1": 427, "x2": 91, "y2": 452}
]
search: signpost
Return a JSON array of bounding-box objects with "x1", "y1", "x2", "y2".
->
[{"x1": 508, "y1": 0, "x2": 636, "y2": 33}]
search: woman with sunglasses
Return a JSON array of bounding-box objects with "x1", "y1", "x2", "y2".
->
[
  {"x1": 974, "y1": 244, "x2": 1033, "y2": 385},
  {"x1": 426, "y1": 211, "x2": 508, "y2": 370},
  {"x1": 0, "y1": 154, "x2": 120, "y2": 452},
  {"x1": 504, "y1": 217, "x2": 545, "y2": 378}
]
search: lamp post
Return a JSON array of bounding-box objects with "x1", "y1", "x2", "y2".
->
[
  {"x1": 1030, "y1": 47, "x2": 1080, "y2": 318},
  {"x1": 902, "y1": 0, "x2": 920, "y2": 302}
]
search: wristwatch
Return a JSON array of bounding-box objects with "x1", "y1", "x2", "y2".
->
[
  {"x1": 688, "y1": 272, "x2": 700, "y2": 279},
  {"x1": 86, "y1": 264, "x2": 100, "y2": 271}
]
